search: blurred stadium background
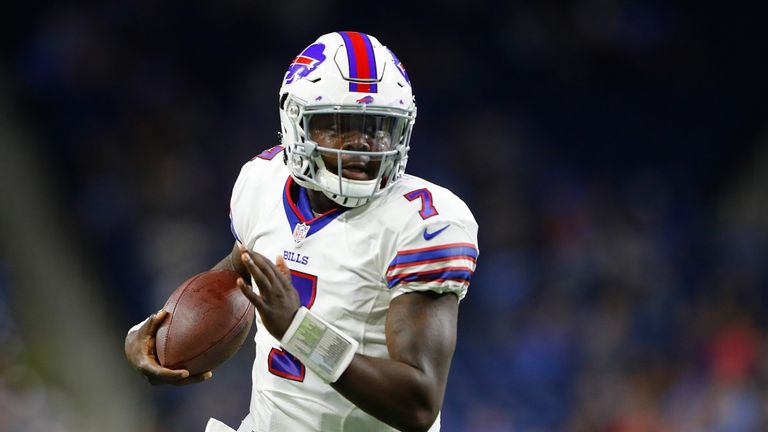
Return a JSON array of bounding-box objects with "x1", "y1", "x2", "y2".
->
[{"x1": 1, "y1": 1, "x2": 767, "y2": 431}]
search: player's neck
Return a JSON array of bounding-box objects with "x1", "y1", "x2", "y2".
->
[{"x1": 306, "y1": 189, "x2": 343, "y2": 214}]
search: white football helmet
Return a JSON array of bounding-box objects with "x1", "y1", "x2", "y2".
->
[{"x1": 279, "y1": 32, "x2": 417, "y2": 208}]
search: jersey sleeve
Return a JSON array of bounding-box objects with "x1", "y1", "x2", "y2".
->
[
  {"x1": 385, "y1": 191, "x2": 479, "y2": 302},
  {"x1": 229, "y1": 146, "x2": 285, "y2": 244},
  {"x1": 229, "y1": 161, "x2": 254, "y2": 244}
]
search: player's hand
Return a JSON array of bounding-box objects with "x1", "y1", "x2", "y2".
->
[
  {"x1": 124, "y1": 309, "x2": 213, "y2": 386},
  {"x1": 237, "y1": 245, "x2": 300, "y2": 340}
]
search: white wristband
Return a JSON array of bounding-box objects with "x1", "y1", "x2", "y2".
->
[{"x1": 280, "y1": 307, "x2": 359, "y2": 383}]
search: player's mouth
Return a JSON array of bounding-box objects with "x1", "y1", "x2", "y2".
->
[{"x1": 341, "y1": 162, "x2": 372, "y2": 180}]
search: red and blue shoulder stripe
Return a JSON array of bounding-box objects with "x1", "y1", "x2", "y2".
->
[
  {"x1": 252, "y1": 145, "x2": 284, "y2": 161},
  {"x1": 386, "y1": 242, "x2": 478, "y2": 289}
]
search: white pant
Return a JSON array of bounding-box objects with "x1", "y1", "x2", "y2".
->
[
  {"x1": 205, "y1": 418, "x2": 235, "y2": 432},
  {"x1": 205, "y1": 414, "x2": 256, "y2": 432}
]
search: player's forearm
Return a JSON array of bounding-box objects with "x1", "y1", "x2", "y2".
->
[
  {"x1": 331, "y1": 354, "x2": 445, "y2": 432},
  {"x1": 211, "y1": 243, "x2": 249, "y2": 278},
  {"x1": 211, "y1": 255, "x2": 235, "y2": 272}
]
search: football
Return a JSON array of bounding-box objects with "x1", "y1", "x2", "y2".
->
[{"x1": 156, "y1": 269, "x2": 254, "y2": 375}]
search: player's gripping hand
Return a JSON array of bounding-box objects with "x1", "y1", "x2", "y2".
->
[
  {"x1": 124, "y1": 309, "x2": 213, "y2": 386},
  {"x1": 237, "y1": 245, "x2": 300, "y2": 340}
]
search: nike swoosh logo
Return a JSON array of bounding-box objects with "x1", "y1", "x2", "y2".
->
[{"x1": 423, "y1": 225, "x2": 450, "y2": 241}]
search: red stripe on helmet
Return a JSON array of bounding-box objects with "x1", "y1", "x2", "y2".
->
[{"x1": 346, "y1": 32, "x2": 373, "y2": 80}]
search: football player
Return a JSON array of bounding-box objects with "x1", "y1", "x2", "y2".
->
[{"x1": 125, "y1": 31, "x2": 479, "y2": 432}]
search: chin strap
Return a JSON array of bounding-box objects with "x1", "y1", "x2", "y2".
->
[{"x1": 323, "y1": 191, "x2": 369, "y2": 208}]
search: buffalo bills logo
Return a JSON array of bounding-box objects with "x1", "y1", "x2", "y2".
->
[
  {"x1": 356, "y1": 95, "x2": 374, "y2": 104},
  {"x1": 284, "y1": 43, "x2": 326, "y2": 85},
  {"x1": 388, "y1": 49, "x2": 410, "y2": 84}
]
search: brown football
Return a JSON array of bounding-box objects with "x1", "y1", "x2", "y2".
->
[{"x1": 156, "y1": 269, "x2": 254, "y2": 375}]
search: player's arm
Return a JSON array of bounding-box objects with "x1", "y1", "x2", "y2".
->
[
  {"x1": 333, "y1": 290, "x2": 457, "y2": 432},
  {"x1": 211, "y1": 241, "x2": 250, "y2": 277},
  {"x1": 124, "y1": 242, "x2": 248, "y2": 385},
  {"x1": 238, "y1": 246, "x2": 458, "y2": 432}
]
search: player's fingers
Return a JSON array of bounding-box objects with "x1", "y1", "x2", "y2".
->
[
  {"x1": 275, "y1": 256, "x2": 291, "y2": 280},
  {"x1": 240, "y1": 247, "x2": 281, "y2": 286},
  {"x1": 250, "y1": 252, "x2": 282, "y2": 286},
  {"x1": 141, "y1": 363, "x2": 190, "y2": 382},
  {"x1": 241, "y1": 252, "x2": 273, "y2": 295},
  {"x1": 238, "y1": 277, "x2": 265, "y2": 310},
  {"x1": 173, "y1": 370, "x2": 213, "y2": 386},
  {"x1": 140, "y1": 341, "x2": 181, "y2": 373},
  {"x1": 237, "y1": 277, "x2": 256, "y2": 302},
  {"x1": 143, "y1": 309, "x2": 168, "y2": 335},
  {"x1": 155, "y1": 367, "x2": 191, "y2": 380}
]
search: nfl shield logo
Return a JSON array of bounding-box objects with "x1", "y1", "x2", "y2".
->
[{"x1": 293, "y1": 223, "x2": 311, "y2": 244}]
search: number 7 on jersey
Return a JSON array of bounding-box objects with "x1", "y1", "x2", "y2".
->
[
  {"x1": 267, "y1": 271, "x2": 317, "y2": 381},
  {"x1": 404, "y1": 188, "x2": 439, "y2": 219}
]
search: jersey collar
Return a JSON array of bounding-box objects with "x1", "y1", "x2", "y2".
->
[{"x1": 283, "y1": 177, "x2": 348, "y2": 239}]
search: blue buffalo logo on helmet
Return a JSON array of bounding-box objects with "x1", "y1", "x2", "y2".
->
[
  {"x1": 388, "y1": 49, "x2": 410, "y2": 84},
  {"x1": 284, "y1": 43, "x2": 327, "y2": 85},
  {"x1": 355, "y1": 95, "x2": 374, "y2": 104}
]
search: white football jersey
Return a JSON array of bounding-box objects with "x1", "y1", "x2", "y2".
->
[{"x1": 229, "y1": 146, "x2": 479, "y2": 432}]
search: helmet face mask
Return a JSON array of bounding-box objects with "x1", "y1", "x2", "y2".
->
[{"x1": 278, "y1": 32, "x2": 416, "y2": 208}]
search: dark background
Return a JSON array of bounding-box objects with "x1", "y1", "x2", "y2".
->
[{"x1": 1, "y1": 1, "x2": 767, "y2": 431}]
